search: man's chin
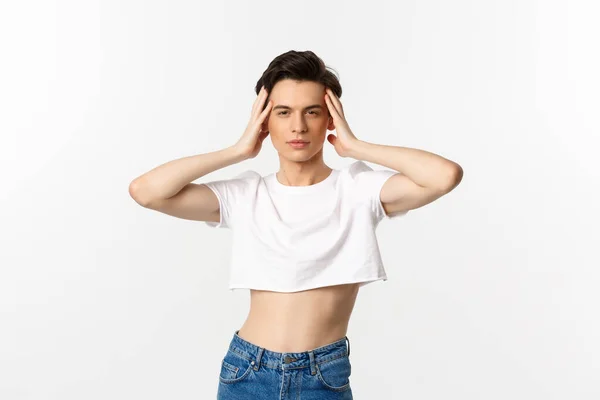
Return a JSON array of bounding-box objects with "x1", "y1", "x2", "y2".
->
[{"x1": 278, "y1": 149, "x2": 314, "y2": 162}]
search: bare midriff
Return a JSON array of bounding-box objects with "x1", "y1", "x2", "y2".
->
[{"x1": 236, "y1": 282, "x2": 361, "y2": 353}]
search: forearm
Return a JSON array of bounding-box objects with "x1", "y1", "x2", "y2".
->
[
  {"x1": 348, "y1": 140, "x2": 462, "y2": 190},
  {"x1": 130, "y1": 146, "x2": 246, "y2": 203}
]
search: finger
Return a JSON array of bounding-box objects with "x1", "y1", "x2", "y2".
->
[
  {"x1": 326, "y1": 89, "x2": 344, "y2": 117},
  {"x1": 251, "y1": 86, "x2": 262, "y2": 115},
  {"x1": 327, "y1": 89, "x2": 344, "y2": 117},
  {"x1": 252, "y1": 86, "x2": 267, "y2": 118},
  {"x1": 256, "y1": 99, "x2": 273, "y2": 124},
  {"x1": 252, "y1": 86, "x2": 267, "y2": 116},
  {"x1": 324, "y1": 94, "x2": 341, "y2": 120},
  {"x1": 258, "y1": 87, "x2": 270, "y2": 118},
  {"x1": 326, "y1": 88, "x2": 342, "y2": 110}
]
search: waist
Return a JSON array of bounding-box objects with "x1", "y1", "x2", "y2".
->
[
  {"x1": 228, "y1": 329, "x2": 351, "y2": 370},
  {"x1": 238, "y1": 283, "x2": 359, "y2": 352}
]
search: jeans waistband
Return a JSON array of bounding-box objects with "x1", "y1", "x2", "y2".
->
[{"x1": 228, "y1": 330, "x2": 351, "y2": 371}]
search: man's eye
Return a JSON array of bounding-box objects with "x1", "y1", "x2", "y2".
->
[{"x1": 277, "y1": 111, "x2": 319, "y2": 115}]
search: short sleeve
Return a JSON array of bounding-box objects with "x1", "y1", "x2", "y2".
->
[
  {"x1": 202, "y1": 171, "x2": 258, "y2": 229},
  {"x1": 350, "y1": 161, "x2": 409, "y2": 222}
]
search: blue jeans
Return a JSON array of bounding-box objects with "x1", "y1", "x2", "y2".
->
[{"x1": 217, "y1": 330, "x2": 353, "y2": 399}]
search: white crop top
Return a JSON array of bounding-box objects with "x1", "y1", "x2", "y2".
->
[{"x1": 203, "y1": 160, "x2": 408, "y2": 292}]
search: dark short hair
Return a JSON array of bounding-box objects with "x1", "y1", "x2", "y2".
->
[{"x1": 255, "y1": 50, "x2": 342, "y2": 110}]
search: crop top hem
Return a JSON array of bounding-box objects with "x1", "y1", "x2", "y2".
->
[{"x1": 227, "y1": 275, "x2": 389, "y2": 292}]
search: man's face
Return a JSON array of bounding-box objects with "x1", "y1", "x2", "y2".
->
[{"x1": 263, "y1": 79, "x2": 335, "y2": 162}]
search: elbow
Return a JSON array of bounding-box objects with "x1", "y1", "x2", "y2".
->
[
  {"x1": 451, "y1": 163, "x2": 463, "y2": 185},
  {"x1": 440, "y1": 163, "x2": 463, "y2": 193},
  {"x1": 129, "y1": 178, "x2": 153, "y2": 207}
]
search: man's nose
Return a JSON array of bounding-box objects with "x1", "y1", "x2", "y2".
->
[{"x1": 292, "y1": 114, "x2": 308, "y2": 133}]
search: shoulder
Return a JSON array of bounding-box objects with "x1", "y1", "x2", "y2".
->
[
  {"x1": 337, "y1": 161, "x2": 376, "y2": 186},
  {"x1": 203, "y1": 169, "x2": 263, "y2": 196},
  {"x1": 232, "y1": 169, "x2": 263, "y2": 183},
  {"x1": 339, "y1": 160, "x2": 395, "y2": 187},
  {"x1": 342, "y1": 160, "x2": 374, "y2": 177},
  {"x1": 222, "y1": 170, "x2": 263, "y2": 197}
]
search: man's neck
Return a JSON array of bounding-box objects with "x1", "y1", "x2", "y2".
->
[{"x1": 276, "y1": 155, "x2": 332, "y2": 187}]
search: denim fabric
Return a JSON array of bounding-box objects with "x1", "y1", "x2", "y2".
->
[{"x1": 216, "y1": 330, "x2": 353, "y2": 399}]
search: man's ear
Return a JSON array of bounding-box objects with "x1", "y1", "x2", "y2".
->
[{"x1": 327, "y1": 116, "x2": 335, "y2": 131}]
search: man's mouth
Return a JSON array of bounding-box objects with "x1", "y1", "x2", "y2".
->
[{"x1": 288, "y1": 140, "x2": 310, "y2": 148}]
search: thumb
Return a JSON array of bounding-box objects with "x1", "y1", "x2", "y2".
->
[{"x1": 327, "y1": 134, "x2": 337, "y2": 145}]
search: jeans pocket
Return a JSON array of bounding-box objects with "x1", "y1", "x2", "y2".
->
[
  {"x1": 218, "y1": 349, "x2": 254, "y2": 384},
  {"x1": 315, "y1": 354, "x2": 352, "y2": 392}
]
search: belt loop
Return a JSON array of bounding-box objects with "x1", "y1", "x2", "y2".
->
[
  {"x1": 345, "y1": 335, "x2": 350, "y2": 357},
  {"x1": 308, "y1": 350, "x2": 317, "y2": 375},
  {"x1": 254, "y1": 347, "x2": 264, "y2": 371}
]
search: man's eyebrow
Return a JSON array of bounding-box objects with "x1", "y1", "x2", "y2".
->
[{"x1": 272, "y1": 104, "x2": 324, "y2": 111}]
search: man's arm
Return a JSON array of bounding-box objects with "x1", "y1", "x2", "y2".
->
[
  {"x1": 128, "y1": 86, "x2": 273, "y2": 222},
  {"x1": 128, "y1": 146, "x2": 246, "y2": 221},
  {"x1": 348, "y1": 140, "x2": 463, "y2": 215}
]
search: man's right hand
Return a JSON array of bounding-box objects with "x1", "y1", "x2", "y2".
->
[{"x1": 233, "y1": 85, "x2": 273, "y2": 159}]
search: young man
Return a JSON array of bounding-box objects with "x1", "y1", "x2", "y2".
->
[{"x1": 129, "y1": 50, "x2": 463, "y2": 398}]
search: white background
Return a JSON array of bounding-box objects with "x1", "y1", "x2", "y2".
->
[{"x1": 1, "y1": 0, "x2": 598, "y2": 399}]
